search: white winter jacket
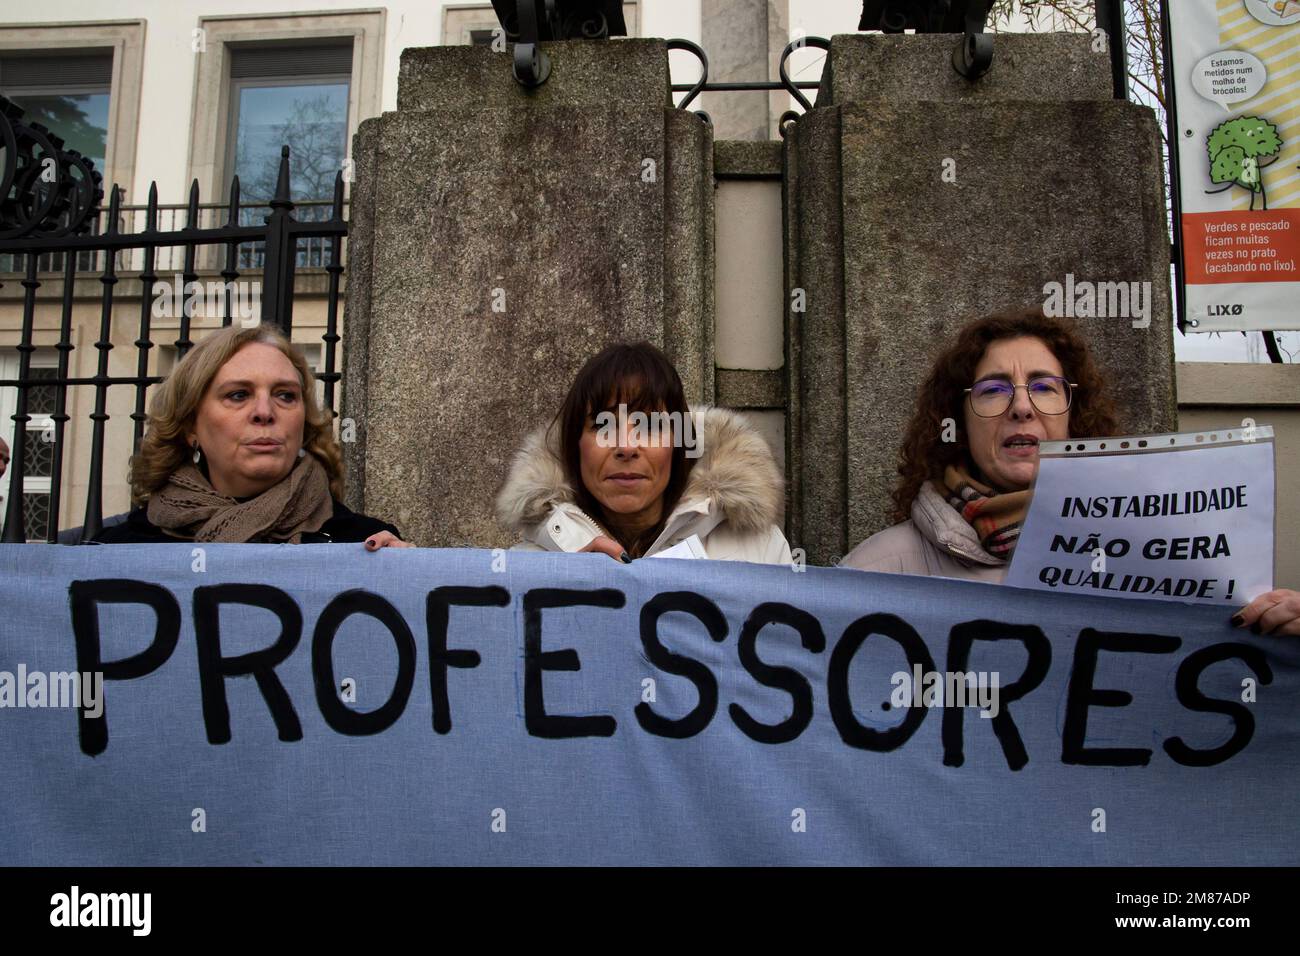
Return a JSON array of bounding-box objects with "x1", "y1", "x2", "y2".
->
[{"x1": 495, "y1": 406, "x2": 792, "y2": 565}]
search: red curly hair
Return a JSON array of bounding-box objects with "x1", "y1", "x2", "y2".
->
[{"x1": 891, "y1": 306, "x2": 1122, "y2": 521}]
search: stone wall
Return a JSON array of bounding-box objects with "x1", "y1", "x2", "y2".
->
[
  {"x1": 784, "y1": 33, "x2": 1177, "y2": 564},
  {"x1": 344, "y1": 33, "x2": 1177, "y2": 562},
  {"x1": 344, "y1": 39, "x2": 714, "y2": 547}
]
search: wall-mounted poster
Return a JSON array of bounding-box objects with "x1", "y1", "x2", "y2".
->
[{"x1": 1167, "y1": 0, "x2": 1300, "y2": 331}]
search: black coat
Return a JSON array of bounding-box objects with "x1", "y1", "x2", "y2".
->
[{"x1": 92, "y1": 499, "x2": 401, "y2": 545}]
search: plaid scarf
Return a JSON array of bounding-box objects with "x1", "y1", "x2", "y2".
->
[{"x1": 939, "y1": 463, "x2": 1030, "y2": 560}]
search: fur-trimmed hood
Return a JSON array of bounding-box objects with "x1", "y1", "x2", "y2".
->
[{"x1": 495, "y1": 405, "x2": 784, "y2": 538}]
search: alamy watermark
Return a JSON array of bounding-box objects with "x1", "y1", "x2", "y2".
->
[
  {"x1": 151, "y1": 274, "x2": 261, "y2": 325},
  {"x1": 890, "y1": 665, "x2": 1000, "y2": 718},
  {"x1": 0, "y1": 665, "x2": 103, "y2": 718},
  {"x1": 1042, "y1": 273, "x2": 1151, "y2": 329},
  {"x1": 595, "y1": 404, "x2": 703, "y2": 459},
  {"x1": 50, "y1": 886, "x2": 151, "y2": 935}
]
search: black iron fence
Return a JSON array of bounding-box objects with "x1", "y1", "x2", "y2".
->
[
  {"x1": 0, "y1": 199, "x2": 348, "y2": 277},
  {"x1": 0, "y1": 95, "x2": 347, "y2": 543}
]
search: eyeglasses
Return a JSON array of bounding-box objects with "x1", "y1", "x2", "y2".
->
[{"x1": 965, "y1": 375, "x2": 1076, "y2": 418}]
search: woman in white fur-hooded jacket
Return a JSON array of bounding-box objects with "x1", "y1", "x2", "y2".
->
[{"x1": 494, "y1": 342, "x2": 792, "y2": 565}]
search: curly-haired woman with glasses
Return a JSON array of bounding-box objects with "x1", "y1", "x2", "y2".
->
[
  {"x1": 841, "y1": 306, "x2": 1300, "y2": 637},
  {"x1": 841, "y1": 307, "x2": 1121, "y2": 581}
]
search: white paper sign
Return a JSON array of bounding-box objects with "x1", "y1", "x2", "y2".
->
[
  {"x1": 649, "y1": 534, "x2": 708, "y2": 560},
  {"x1": 1005, "y1": 427, "x2": 1275, "y2": 605}
]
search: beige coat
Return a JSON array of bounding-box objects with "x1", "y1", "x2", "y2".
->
[
  {"x1": 840, "y1": 481, "x2": 1007, "y2": 583},
  {"x1": 495, "y1": 406, "x2": 792, "y2": 565}
]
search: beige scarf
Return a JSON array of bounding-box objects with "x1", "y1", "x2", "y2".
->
[{"x1": 147, "y1": 453, "x2": 334, "y2": 543}]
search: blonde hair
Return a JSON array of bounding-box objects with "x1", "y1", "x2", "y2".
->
[{"x1": 129, "y1": 325, "x2": 344, "y2": 505}]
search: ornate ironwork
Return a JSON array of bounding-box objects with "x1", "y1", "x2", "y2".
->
[
  {"x1": 666, "y1": 38, "x2": 709, "y2": 112},
  {"x1": 666, "y1": 35, "x2": 827, "y2": 132},
  {"x1": 0, "y1": 95, "x2": 104, "y2": 240},
  {"x1": 779, "y1": 36, "x2": 831, "y2": 114}
]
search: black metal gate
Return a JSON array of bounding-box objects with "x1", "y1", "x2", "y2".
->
[{"x1": 0, "y1": 95, "x2": 346, "y2": 543}]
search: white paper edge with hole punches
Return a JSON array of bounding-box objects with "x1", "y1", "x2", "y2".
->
[{"x1": 1004, "y1": 425, "x2": 1276, "y2": 605}]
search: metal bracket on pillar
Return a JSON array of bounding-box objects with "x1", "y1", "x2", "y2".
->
[
  {"x1": 665, "y1": 38, "x2": 714, "y2": 128},
  {"x1": 491, "y1": 0, "x2": 628, "y2": 89},
  {"x1": 512, "y1": 0, "x2": 553, "y2": 88},
  {"x1": 857, "y1": 1, "x2": 995, "y2": 81},
  {"x1": 779, "y1": 36, "x2": 830, "y2": 113},
  {"x1": 951, "y1": 25, "x2": 993, "y2": 82},
  {"x1": 666, "y1": 38, "x2": 708, "y2": 111}
]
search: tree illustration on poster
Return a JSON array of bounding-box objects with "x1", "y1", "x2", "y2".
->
[{"x1": 1207, "y1": 116, "x2": 1283, "y2": 211}]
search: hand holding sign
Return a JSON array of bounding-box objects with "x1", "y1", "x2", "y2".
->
[
  {"x1": 1234, "y1": 588, "x2": 1300, "y2": 637},
  {"x1": 1006, "y1": 427, "x2": 1276, "y2": 606},
  {"x1": 580, "y1": 535, "x2": 631, "y2": 562},
  {"x1": 364, "y1": 531, "x2": 414, "y2": 550}
]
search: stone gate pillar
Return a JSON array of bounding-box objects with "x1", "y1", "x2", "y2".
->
[
  {"x1": 343, "y1": 40, "x2": 714, "y2": 547},
  {"x1": 784, "y1": 34, "x2": 1178, "y2": 566}
]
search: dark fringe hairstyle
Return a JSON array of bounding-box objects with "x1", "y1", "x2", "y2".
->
[{"x1": 554, "y1": 341, "x2": 695, "y2": 556}]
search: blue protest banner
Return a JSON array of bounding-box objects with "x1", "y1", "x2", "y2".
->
[{"x1": 1, "y1": 544, "x2": 1296, "y2": 865}]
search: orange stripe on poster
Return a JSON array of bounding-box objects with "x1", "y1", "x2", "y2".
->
[{"x1": 1182, "y1": 210, "x2": 1300, "y2": 284}]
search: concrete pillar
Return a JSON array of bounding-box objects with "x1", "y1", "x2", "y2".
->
[
  {"x1": 343, "y1": 39, "x2": 714, "y2": 547},
  {"x1": 700, "y1": 0, "x2": 790, "y2": 141},
  {"x1": 784, "y1": 33, "x2": 1178, "y2": 565}
]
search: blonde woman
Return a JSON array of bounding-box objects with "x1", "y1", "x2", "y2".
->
[{"x1": 95, "y1": 324, "x2": 408, "y2": 548}]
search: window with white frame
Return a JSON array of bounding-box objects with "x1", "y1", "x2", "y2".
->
[
  {"x1": 0, "y1": 51, "x2": 112, "y2": 172},
  {"x1": 0, "y1": 19, "x2": 146, "y2": 200},
  {"x1": 225, "y1": 43, "x2": 353, "y2": 205},
  {"x1": 189, "y1": 12, "x2": 382, "y2": 209},
  {"x1": 222, "y1": 43, "x2": 354, "y2": 271},
  {"x1": 442, "y1": 4, "x2": 506, "y2": 45}
]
